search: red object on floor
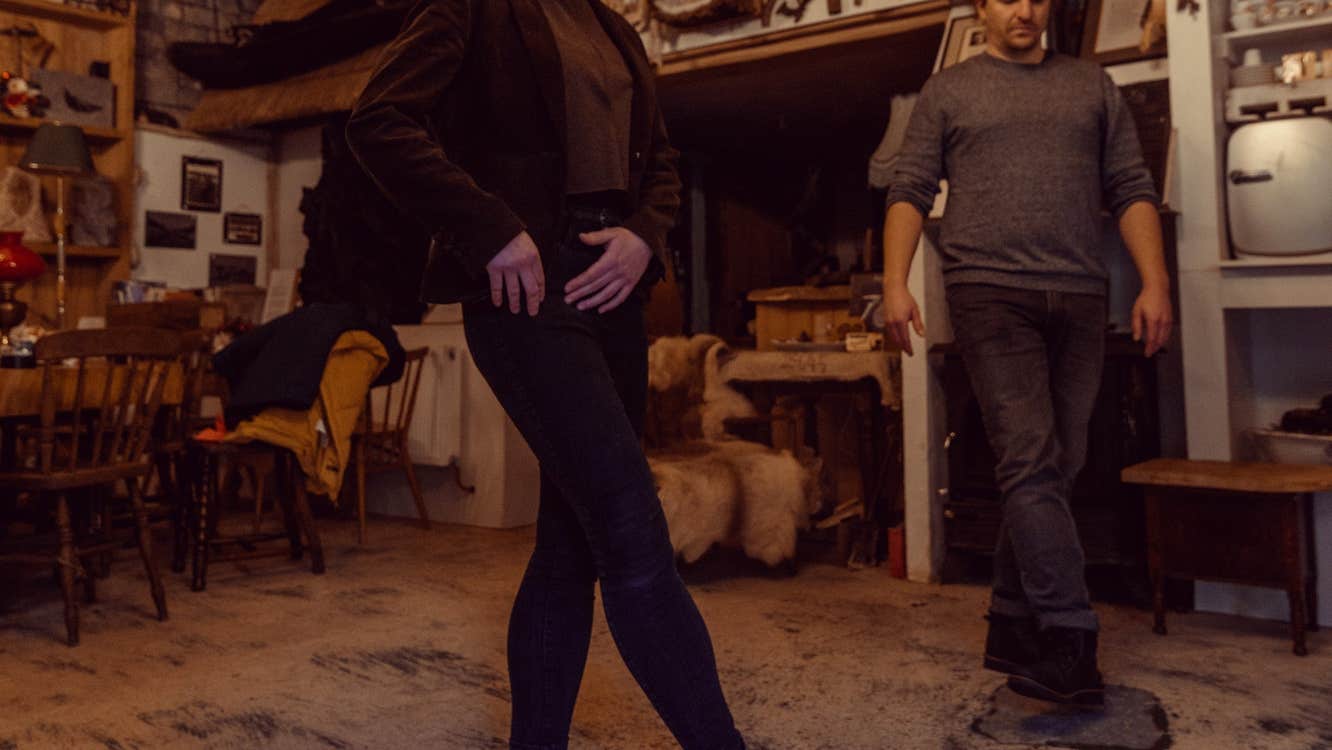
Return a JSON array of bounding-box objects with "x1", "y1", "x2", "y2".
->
[{"x1": 888, "y1": 523, "x2": 906, "y2": 579}]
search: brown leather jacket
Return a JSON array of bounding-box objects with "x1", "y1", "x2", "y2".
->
[{"x1": 346, "y1": 0, "x2": 682, "y2": 304}]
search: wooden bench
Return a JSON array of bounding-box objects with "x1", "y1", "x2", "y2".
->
[{"x1": 1122, "y1": 459, "x2": 1332, "y2": 655}]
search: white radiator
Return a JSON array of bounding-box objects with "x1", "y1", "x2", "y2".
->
[{"x1": 384, "y1": 325, "x2": 466, "y2": 467}]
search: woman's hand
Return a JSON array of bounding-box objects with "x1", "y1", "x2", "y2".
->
[
  {"x1": 564, "y1": 228, "x2": 653, "y2": 313},
  {"x1": 487, "y1": 231, "x2": 546, "y2": 316}
]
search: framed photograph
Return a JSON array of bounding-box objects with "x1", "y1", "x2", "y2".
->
[
  {"x1": 1081, "y1": 0, "x2": 1166, "y2": 65},
  {"x1": 940, "y1": 13, "x2": 989, "y2": 71},
  {"x1": 223, "y1": 212, "x2": 263, "y2": 245},
  {"x1": 181, "y1": 156, "x2": 223, "y2": 212},
  {"x1": 144, "y1": 210, "x2": 196, "y2": 249},
  {"x1": 208, "y1": 253, "x2": 258, "y2": 287}
]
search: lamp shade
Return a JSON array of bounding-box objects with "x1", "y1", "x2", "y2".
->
[{"x1": 19, "y1": 123, "x2": 95, "y2": 175}]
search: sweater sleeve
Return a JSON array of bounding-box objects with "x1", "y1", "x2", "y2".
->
[
  {"x1": 1100, "y1": 72, "x2": 1160, "y2": 217},
  {"x1": 883, "y1": 75, "x2": 947, "y2": 217}
]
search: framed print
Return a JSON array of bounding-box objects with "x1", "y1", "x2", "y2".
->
[
  {"x1": 1081, "y1": 0, "x2": 1166, "y2": 65},
  {"x1": 208, "y1": 253, "x2": 258, "y2": 287},
  {"x1": 181, "y1": 156, "x2": 223, "y2": 212},
  {"x1": 144, "y1": 210, "x2": 196, "y2": 249},
  {"x1": 223, "y1": 212, "x2": 263, "y2": 245},
  {"x1": 940, "y1": 13, "x2": 989, "y2": 71}
]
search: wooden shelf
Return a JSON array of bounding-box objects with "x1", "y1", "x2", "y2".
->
[
  {"x1": 1223, "y1": 16, "x2": 1332, "y2": 56},
  {"x1": 29, "y1": 241, "x2": 123, "y2": 259},
  {"x1": 1220, "y1": 255, "x2": 1332, "y2": 269},
  {"x1": 0, "y1": 115, "x2": 127, "y2": 143},
  {"x1": 0, "y1": 0, "x2": 131, "y2": 28}
]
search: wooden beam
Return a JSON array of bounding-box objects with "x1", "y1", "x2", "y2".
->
[{"x1": 657, "y1": 2, "x2": 949, "y2": 77}]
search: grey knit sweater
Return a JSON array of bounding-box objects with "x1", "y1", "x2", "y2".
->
[{"x1": 885, "y1": 52, "x2": 1159, "y2": 295}]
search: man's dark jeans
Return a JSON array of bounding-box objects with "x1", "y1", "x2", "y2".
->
[
  {"x1": 947, "y1": 283, "x2": 1105, "y2": 633},
  {"x1": 463, "y1": 210, "x2": 744, "y2": 750}
]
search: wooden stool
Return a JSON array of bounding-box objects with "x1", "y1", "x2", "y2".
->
[{"x1": 1122, "y1": 459, "x2": 1332, "y2": 655}]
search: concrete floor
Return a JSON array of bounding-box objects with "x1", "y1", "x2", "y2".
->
[{"x1": 1, "y1": 519, "x2": 1329, "y2": 750}]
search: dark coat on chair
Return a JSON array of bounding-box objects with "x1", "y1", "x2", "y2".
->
[{"x1": 345, "y1": 0, "x2": 682, "y2": 304}]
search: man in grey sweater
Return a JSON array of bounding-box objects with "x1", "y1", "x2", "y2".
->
[{"x1": 882, "y1": 0, "x2": 1173, "y2": 708}]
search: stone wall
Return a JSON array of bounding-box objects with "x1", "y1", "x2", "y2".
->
[{"x1": 135, "y1": 0, "x2": 263, "y2": 125}]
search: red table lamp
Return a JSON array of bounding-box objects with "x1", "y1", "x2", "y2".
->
[{"x1": 0, "y1": 229, "x2": 46, "y2": 359}]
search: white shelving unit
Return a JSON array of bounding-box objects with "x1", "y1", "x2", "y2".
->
[
  {"x1": 1222, "y1": 15, "x2": 1332, "y2": 58},
  {"x1": 1169, "y1": 0, "x2": 1332, "y2": 624}
]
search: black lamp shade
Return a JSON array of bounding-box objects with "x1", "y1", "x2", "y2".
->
[{"x1": 20, "y1": 123, "x2": 95, "y2": 175}]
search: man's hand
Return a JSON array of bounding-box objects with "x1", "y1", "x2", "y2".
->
[
  {"x1": 487, "y1": 231, "x2": 545, "y2": 316},
  {"x1": 1132, "y1": 285, "x2": 1172, "y2": 357},
  {"x1": 564, "y1": 227, "x2": 653, "y2": 313},
  {"x1": 882, "y1": 281, "x2": 925, "y2": 356}
]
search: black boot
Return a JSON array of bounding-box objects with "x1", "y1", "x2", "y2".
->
[
  {"x1": 983, "y1": 613, "x2": 1040, "y2": 676},
  {"x1": 1006, "y1": 627, "x2": 1104, "y2": 708}
]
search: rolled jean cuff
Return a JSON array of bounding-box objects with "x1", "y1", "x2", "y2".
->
[{"x1": 1037, "y1": 609, "x2": 1099, "y2": 632}]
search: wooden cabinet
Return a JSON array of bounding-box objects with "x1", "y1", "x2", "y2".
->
[{"x1": 0, "y1": 0, "x2": 135, "y2": 327}]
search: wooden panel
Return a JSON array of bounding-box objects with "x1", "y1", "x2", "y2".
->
[
  {"x1": 0, "y1": 0, "x2": 129, "y2": 28},
  {"x1": 106, "y1": 301, "x2": 227, "y2": 331},
  {"x1": 1150, "y1": 488, "x2": 1296, "y2": 586},
  {"x1": 1123, "y1": 458, "x2": 1332, "y2": 493},
  {"x1": 749, "y1": 285, "x2": 861, "y2": 350}
]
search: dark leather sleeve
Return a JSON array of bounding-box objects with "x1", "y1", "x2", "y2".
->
[
  {"x1": 621, "y1": 105, "x2": 682, "y2": 274},
  {"x1": 619, "y1": 36, "x2": 682, "y2": 274},
  {"x1": 346, "y1": 0, "x2": 525, "y2": 277}
]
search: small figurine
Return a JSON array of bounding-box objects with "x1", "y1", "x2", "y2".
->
[{"x1": 1, "y1": 71, "x2": 47, "y2": 118}]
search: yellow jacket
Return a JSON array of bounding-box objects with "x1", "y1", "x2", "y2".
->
[{"x1": 225, "y1": 330, "x2": 387, "y2": 498}]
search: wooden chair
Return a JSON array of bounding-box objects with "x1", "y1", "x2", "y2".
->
[
  {"x1": 135, "y1": 329, "x2": 214, "y2": 574},
  {"x1": 185, "y1": 440, "x2": 324, "y2": 592},
  {"x1": 349, "y1": 346, "x2": 434, "y2": 544},
  {"x1": 0, "y1": 327, "x2": 181, "y2": 645}
]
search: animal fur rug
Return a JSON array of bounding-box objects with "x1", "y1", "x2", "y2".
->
[{"x1": 650, "y1": 440, "x2": 826, "y2": 567}]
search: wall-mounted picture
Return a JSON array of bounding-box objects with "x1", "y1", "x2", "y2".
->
[
  {"x1": 223, "y1": 212, "x2": 263, "y2": 245},
  {"x1": 1082, "y1": 0, "x2": 1166, "y2": 65},
  {"x1": 940, "y1": 13, "x2": 988, "y2": 71},
  {"x1": 208, "y1": 253, "x2": 258, "y2": 287},
  {"x1": 181, "y1": 156, "x2": 223, "y2": 212},
  {"x1": 144, "y1": 210, "x2": 196, "y2": 249}
]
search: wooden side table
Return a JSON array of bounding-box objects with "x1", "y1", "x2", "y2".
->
[{"x1": 1122, "y1": 459, "x2": 1332, "y2": 655}]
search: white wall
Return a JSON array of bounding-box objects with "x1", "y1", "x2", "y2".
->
[
  {"x1": 273, "y1": 125, "x2": 323, "y2": 272},
  {"x1": 1195, "y1": 307, "x2": 1332, "y2": 625},
  {"x1": 132, "y1": 127, "x2": 272, "y2": 289}
]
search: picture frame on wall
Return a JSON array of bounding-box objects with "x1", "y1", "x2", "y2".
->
[
  {"x1": 940, "y1": 13, "x2": 988, "y2": 71},
  {"x1": 181, "y1": 156, "x2": 223, "y2": 212},
  {"x1": 1081, "y1": 0, "x2": 1166, "y2": 65},
  {"x1": 208, "y1": 253, "x2": 258, "y2": 287},
  {"x1": 223, "y1": 212, "x2": 263, "y2": 245},
  {"x1": 144, "y1": 210, "x2": 196, "y2": 249}
]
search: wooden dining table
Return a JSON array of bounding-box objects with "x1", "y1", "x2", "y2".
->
[
  {"x1": 0, "y1": 362, "x2": 185, "y2": 469},
  {"x1": 0, "y1": 362, "x2": 185, "y2": 419}
]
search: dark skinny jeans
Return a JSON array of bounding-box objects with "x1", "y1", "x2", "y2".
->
[{"x1": 462, "y1": 206, "x2": 744, "y2": 750}]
